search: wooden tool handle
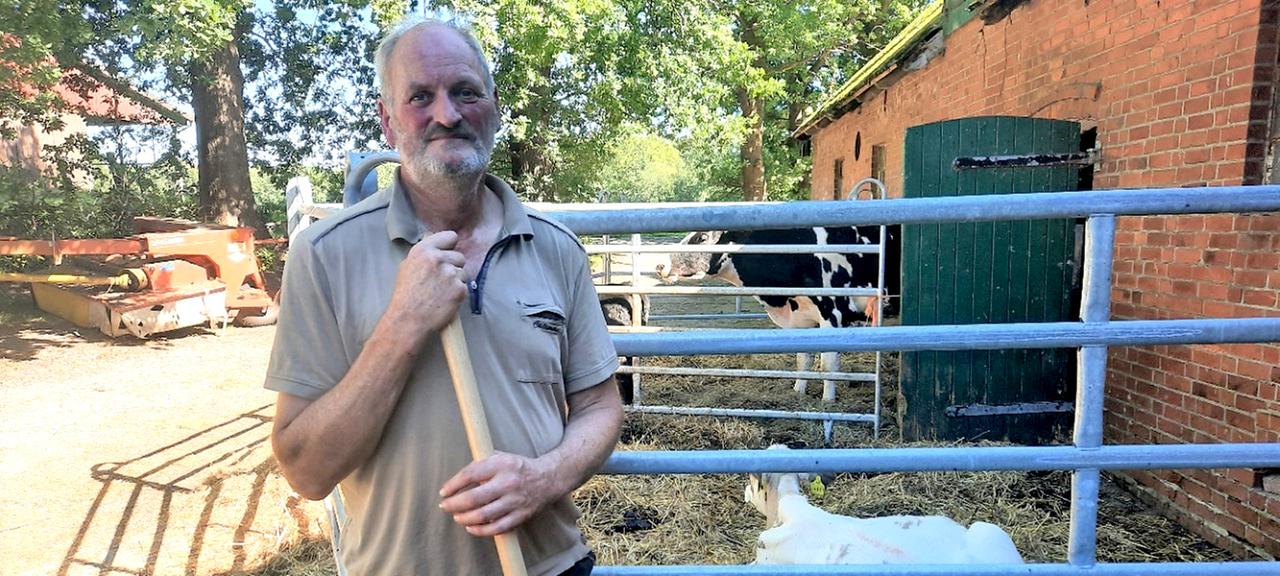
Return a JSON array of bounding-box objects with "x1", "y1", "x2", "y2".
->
[{"x1": 440, "y1": 316, "x2": 529, "y2": 576}]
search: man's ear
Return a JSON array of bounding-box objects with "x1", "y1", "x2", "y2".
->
[
  {"x1": 491, "y1": 85, "x2": 500, "y2": 108},
  {"x1": 378, "y1": 99, "x2": 397, "y2": 148}
]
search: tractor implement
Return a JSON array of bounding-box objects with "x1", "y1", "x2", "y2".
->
[{"x1": 0, "y1": 217, "x2": 278, "y2": 338}]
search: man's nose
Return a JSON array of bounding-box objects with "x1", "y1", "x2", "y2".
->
[{"x1": 430, "y1": 95, "x2": 463, "y2": 127}]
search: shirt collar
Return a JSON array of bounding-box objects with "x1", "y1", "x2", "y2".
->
[{"x1": 385, "y1": 172, "x2": 534, "y2": 244}]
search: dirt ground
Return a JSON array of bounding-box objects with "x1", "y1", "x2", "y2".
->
[
  {"x1": 0, "y1": 273, "x2": 1242, "y2": 575},
  {"x1": 0, "y1": 284, "x2": 331, "y2": 576}
]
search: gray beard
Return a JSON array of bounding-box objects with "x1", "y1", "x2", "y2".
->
[{"x1": 404, "y1": 137, "x2": 493, "y2": 183}]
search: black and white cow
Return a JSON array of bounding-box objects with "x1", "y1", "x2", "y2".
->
[{"x1": 654, "y1": 226, "x2": 900, "y2": 401}]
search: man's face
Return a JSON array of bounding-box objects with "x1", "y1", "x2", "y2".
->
[{"x1": 379, "y1": 26, "x2": 498, "y2": 181}]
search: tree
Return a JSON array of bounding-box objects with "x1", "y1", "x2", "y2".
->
[
  {"x1": 703, "y1": 0, "x2": 930, "y2": 201},
  {"x1": 421, "y1": 0, "x2": 723, "y2": 202},
  {"x1": 1, "y1": 0, "x2": 384, "y2": 233},
  {"x1": 594, "y1": 127, "x2": 689, "y2": 203},
  {"x1": 422, "y1": 0, "x2": 928, "y2": 202}
]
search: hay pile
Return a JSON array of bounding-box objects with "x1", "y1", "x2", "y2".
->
[{"x1": 577, "y1": 349, "x2": 1237, "y2": 566}]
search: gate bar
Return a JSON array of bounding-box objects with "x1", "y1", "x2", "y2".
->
[
  {"x1": 599, "y1": 444, "x2": 1280, "y2": 475},
  {"x1": 613, "y1": 318, "x2": 1280, "y2": 356},
  {"x1": 593, "y1": 563, "x2": 1280, "y2": 575},
  {"x1": 627, "y1": 405, "x2": 876, "y2": 423},
  {"x1": 586, "y1": 244, "x2": 882, "y2": 254},
  {"x1": 598, "y1": 285, "x2": 880, "y2": 297},
  {"x1": 548, "y1": 186, "x2": 1280, "y2": 234},
  {"x1": 1069, "y1": 214, "x2": 1116, "y2": 567},
  {"x1": 615, "y1": 365, "x2": 878, "y2": 382}
]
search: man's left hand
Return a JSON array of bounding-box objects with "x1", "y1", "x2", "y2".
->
[{"x1": 438, "y1": 451, "x2": 565, "y2": 536}]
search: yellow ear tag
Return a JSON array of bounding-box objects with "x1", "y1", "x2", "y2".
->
[{"x1": 809, "y1": 475, "x2": 826, "y2": 498}]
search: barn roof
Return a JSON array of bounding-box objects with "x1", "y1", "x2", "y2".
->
[
  {"x1": 1, "y1": 33, "x2": 187, "y2": 126},
  {"x1": 56, "y1": 65, "x2": 188, "y2": 126},
  {"x1": 792, "y1": 1, "x2": 944, "y2": 139}
]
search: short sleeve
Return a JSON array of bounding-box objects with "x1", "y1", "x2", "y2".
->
[
  {"x1": 264, "y1": 238, "x2": 350, "y2": 400},
  {"x1": 561, "y1": 252, "x2": 619, "y2": 394}
]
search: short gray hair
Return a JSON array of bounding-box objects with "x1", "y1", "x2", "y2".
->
[{"x1": 374, "y1": 18, "x2": 495, "y2": 104}]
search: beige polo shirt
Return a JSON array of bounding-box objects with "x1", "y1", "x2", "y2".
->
[{"x1": 265, "y1": 174, "x2": 618, "y2": 576}]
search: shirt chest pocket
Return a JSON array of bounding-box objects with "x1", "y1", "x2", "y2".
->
[{"x1": 510, "y1": 300, "x2": 567, "y2": 386}]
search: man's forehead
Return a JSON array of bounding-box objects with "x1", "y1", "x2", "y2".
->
[{"x1": 391, "y1": 25, "x2": 484, "y2": 75}]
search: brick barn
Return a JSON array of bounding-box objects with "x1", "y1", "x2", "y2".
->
[
  {"x1": 793, "y1": 0, "x2": 1279, "y2": 559},
  {"x1": 0, "y1": 63, "x2": 186, "y2": 175}
]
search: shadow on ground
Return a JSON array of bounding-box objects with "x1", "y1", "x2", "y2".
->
[{"x1": 56, "y1": 405, "x2": 319, "y2": 576}]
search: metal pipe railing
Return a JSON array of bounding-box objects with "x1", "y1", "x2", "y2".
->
[
  {"x1": 549, "y1": 186, "x2": 1280, "y2": 234},
  {"x1": 597, "y1": 285, "x2": 880, "y2": 297},
  {"x1": 299, "y1": 171, "x2": 1280, "y2": 575},
  {"x1": 1068, "y1": 214, "x2": 1116, "y2": 566},
  {"x1": 599, "y1": 444, "x2": 1280, "y2": 475},
  {"x1": 585, "y1": 244, "x2": 882, "y2": 254},
  {"x1": 615, "y1": 365, "x2": 878, "y2": 382},
  {"x1": 611, "y1": 318, "x2": 1280, "y2": 356},
  {"x1": 593, "y1": 563, "x2": 1280, "y2": 575},
  {"x1": 626, "y1": 406, "x2": 877, "y2": 423}
]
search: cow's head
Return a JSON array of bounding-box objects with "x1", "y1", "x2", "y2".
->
[
  {"x1": 744, "y1": 444, "x2": 814, "y2": 527},
  {"x1": 654, "y1": 230, "x2": 727, "y2": 284}
]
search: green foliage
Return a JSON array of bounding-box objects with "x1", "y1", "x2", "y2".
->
[
  {"x1": 0, "y1": 127, "x2": 198, "y2": 255},
  {"x1": 0, "y1": 2, "x2": 84, "y2": 137},
  {"x1": 404, "y1": 0, "x2": 929, "y2": 202},
  {"x1": 241, "y1": 1, "x2": 384, "y2": 170},
  {"x1": 89, "y1": 127, "x2": 200, "y2": 236},
  {"x1": 0, "y1": 167, "x2": 102, "y2": 241},
  {"x1": 422, "y1": 0, "x2": 727, "y2": 202},
  {"x1": 693, "y1": 0, "x2": 931, "y2": 200},
  {"x1": 250, "y1": 163, "x2": 345, "y2": 238},
  {"x1": 0, "y1": 0, "x2": 933, "y2": 237},
  {"x1": 594, "y1": 129, "x2": 687, "y2": 203}
]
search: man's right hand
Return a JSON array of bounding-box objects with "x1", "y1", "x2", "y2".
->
[{"x1": 387, "y1": 230, "x2": 469, "y2": 340}]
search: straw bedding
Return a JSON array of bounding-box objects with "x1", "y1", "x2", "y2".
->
[{"x1": 577, "y1": 351, "x2": 1236, "y2": 565}]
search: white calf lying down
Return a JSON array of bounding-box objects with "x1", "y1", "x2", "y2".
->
[{"x1": 744, "y1": 447, "x2": 1024, "y2": 565}]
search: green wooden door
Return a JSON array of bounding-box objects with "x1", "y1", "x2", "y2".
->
[{"x1": 901, "y1": 116, "x2": 1080, "y2": 444}]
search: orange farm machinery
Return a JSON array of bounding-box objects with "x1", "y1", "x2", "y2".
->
[{"x1": 0, "y1": 217, "x2": 278, "y2": 338}]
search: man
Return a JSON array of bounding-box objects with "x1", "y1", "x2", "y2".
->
[{"x1": 265, "y1": 18, "x2": 623, "y2": 576}]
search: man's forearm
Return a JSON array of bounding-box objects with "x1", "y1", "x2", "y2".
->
[
  {"x1": 271, "y1": 313, "x2": 428, "y2": 499},
  {"x1": 542, "y1": 379, "x2": 623, "y2": 495}
]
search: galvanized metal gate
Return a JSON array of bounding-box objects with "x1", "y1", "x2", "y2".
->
[
  {"x1": 293, "y1": 158, "x2": 1280, "y2": 575},
  {"x1": 901, "y1": 116, "x2": 1084, "y2": 444},
  {"x1": 567, "y1": 187, "x2": 1280, "y2": 575}
]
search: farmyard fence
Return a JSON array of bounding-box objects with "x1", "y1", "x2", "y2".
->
[
  {"x1": 561, "y1": 187, "x2": 1280, "y2": 575},
  {"x1": 294, "y1": 174, "x2": 1280, "y2": 574}
]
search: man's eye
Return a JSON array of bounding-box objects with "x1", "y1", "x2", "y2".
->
[
  {"x1": 457, "y1": 88, "x2": 480, "y2": 101},
  {"x1": 409, "y1": 92, "x2": 429, "y2": 103}
]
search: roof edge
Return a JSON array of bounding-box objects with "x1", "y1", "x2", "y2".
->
[
  {"x1": 70, "y1": 64, "x2": 190, "y2": 125},
  {"x1": 793, "y1": 0, "x2": 945, "y2": 138}
]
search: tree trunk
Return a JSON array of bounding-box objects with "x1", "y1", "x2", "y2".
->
[
  {"x1": 509, "y1": 136, "x2": 556, "y2": 203},
  {"x1": 190, "y1": 23, "x2": 262, "y2": 233},
  {"x1": 737, "y1": 14, "x2": 767, "y2": 202},
  {"x1": 738, "y1": 89, "x2": 767, "y2": 202},
  {"x1": 507, "y1": 63, "x2": 557, "y2": 202}
]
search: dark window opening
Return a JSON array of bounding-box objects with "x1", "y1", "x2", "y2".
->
[
  {"x1": 834, "y1": 158, "x2": 844, "y2": 200},
  {"x1": 1078, "y1": 127, "x2": 1097, "y2": 192},
  {"x1": 1070, "y1": 127, "x2": 1098, "y2": 324},
  {"x1": 871, "y1": 144, "x2": 887, "y2": 187},
  {"x1": 854, "y1": 132, "x2": 863, "y2": 161}
]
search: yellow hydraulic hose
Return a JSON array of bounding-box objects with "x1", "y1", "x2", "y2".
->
[{"x1": 0, "y1": 270, "x2": 146, "y2": 290}]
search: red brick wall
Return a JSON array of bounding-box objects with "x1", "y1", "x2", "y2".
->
[{"x1": 808, "y1": 0, "x2": 1280, "y2": 558}]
